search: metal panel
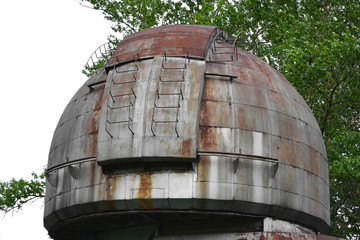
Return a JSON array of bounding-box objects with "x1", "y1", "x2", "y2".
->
[
  {"x1": 48, "y1": 69, "x2": 105, "y2": 168},
  {"x1": 45, "y1": 25, "x2": 331, "y2": 237},
  {"x1": 142, "y1": 57, "x2": 205, "y2": 159},
  {"x1": 97, "y1": 57, "x2": 205, "y2": 165},
  {"x1": 97, "y1": 59, "x2": 153, "y2": 162},
  {"x1": 109, "y1": 25, "x2": 216, "y2": 64}
]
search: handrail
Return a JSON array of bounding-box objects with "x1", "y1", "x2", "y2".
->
[{"x1": 84, "y1": 42, "x2": 116, "y2": 75}]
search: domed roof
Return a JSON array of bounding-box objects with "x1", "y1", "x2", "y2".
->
[{"x1": 45, "y1": 25, "x2": 330, "y2": 238}]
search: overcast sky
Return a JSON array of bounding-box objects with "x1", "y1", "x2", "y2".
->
[{"x1": 0, "y1": 1, "x2": 114, "y2": 239}]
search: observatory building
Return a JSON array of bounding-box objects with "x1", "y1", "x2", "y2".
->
[{"x1": 44, "y1": 25, "x2": 335, "y2": 239}]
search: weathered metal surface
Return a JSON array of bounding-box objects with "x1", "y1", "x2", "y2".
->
[
  {"x1": 96, "y1": 56, "x2": 205, "y2": 165},
  {"x1": 45, "y1": 25, "x2": 331, "y2": 239},
  {"x1": 196, "y1": 54, "x2": 329, "y2": 221},
  {"x1": 48, "y1": 68, "x2": 106, "y2": 169},
  {"x1": 109, "y1": 25, "x2": 217, "y2": 63}
]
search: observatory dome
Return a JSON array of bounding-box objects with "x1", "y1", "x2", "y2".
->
[{"x1": 44, "y1": 25, "x2": 330, "y2": 239}]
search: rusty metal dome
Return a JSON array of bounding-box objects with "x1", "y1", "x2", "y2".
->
[{"x1": 44, "y1": 25, "x2": 330, "y2": 239}]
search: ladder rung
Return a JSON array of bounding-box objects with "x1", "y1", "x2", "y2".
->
[
  {"x1": 154, "y1": 104, "x2": 180, "y2": 109},
  {"x1": 112, "y1": 75, "x2": 136, "y2": 85},
  {"x1": 111, "y1": 92, "x2": 134, "y2": 97},
  {"x1": 108, "y1": 103, "x2": 133, "y2": 110},
  {"x1": 107, "y1": 118, "x2": 132, "y2": 124},
  {"x1": 156, "y1": 91, "x2": 184, "y2": 100},
  {"x1": 159, "y1": 77, "x2": 184, "y2": 82},
  {"x1": 152, "y1": 120, "x2": 178, "y2": 123},
  {"x1": 110, "y1": 89, "x2": 136, "y2": 102},
  {"x1": 157, "y1": 92, "x2": 182, "y2": 96},
  {"x1": 114, "y1": 65, "x2": 138, "y2": 73},
  {"x1": 162, "y1": 65, "x2": 187, "y2": 70}
]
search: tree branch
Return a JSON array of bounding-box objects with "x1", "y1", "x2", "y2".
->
[
  {"x1": 320, "y1": 80, "x2": 342, "y2": 133},
  {"x1": 346, "y1": 112, "x2": 360, "y2": 130}
]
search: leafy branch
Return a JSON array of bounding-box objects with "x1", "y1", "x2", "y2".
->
[{"x1": 0, "y1": 170, "x2": 46, "y2": 215}]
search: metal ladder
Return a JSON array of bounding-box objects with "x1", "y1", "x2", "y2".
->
[
  {"x1": 84, "y1": 42, "x2": 115, "y2": 76},
  {"x1": 209, "y1": 30, "x2": 236, "y2": 62},
  {"x1": 151, "y1": 51, "x2": 189, "y2": 137},
  {"x1": 105, "y1": 53, "x2": 139, "y2": 137}
]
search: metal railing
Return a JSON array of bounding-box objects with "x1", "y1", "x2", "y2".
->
[{"x1": 83, "y1": 42, "x2": 116, "y2": 76}]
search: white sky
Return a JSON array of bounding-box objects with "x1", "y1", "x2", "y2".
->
[{"x1": 0, "y1": 1, "x2": 114, "y2": 239}]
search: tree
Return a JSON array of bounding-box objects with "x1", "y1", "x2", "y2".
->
[
  {"x1": 0, "y1": 171, "x2": 46, "y2": 214},
  {"x1": 2, "y1": 0, "x2": 359, "y2": 238}
]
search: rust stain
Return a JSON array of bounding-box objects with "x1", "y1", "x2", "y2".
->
[
  {"x1": 235, "y1": 52, "x2": 254, "y2": 69},
  {"x1": 87, "y1": 88, "x2": 104, "y2": 157},
  {"x1": 200, "y1": 79, "x2": 211, "y2": 101},
  {"x1": 181, "y1": 138, "x2": 192, "y2": 156},
  {"x1": 105, "y1": 175, "x2": 117, "y2": 201},
  {"x1": 278, "y1": 138, "x2": 297, "y2": 166},
  {"x1": 201, "y1": 78, "x2": 226, "y2": 102},
  {"x1": 309, "y1": 148, "x2": 320, "y2": 176},
  {"x1": 97, "y1": 166, "x2": 105, "y2": 199},
  {"x1": 197, "y1": 156, "x2": 210, "y2": 182},
  {"x1": 137, "y1": 174, "x2": 153, "y2": 209},
  {"x1": 200, "y1": 77, "x2": 233, "y2": 128},
  {"x1": 199, "y1": 101, "x2": 212, "y2": 126},
  {"x1": 230, "y1": 65, "x2": 250, "y2": 84},
  {"x1": 200, "y1": 87, "x2": 218, "y2": 127},
  {"x1": 94, "y1": 88, "x2": 104, "y2": 111},
  {"x1": 198, "y1": 126, "x2": 218, "y2": 152},
  {"x1": 87, "y1": 111, "x2": 99, "y2": 157},
  {"x1": 151, "y1": 34, "x2": 208, "y2": 51},
  {"x1": 90, "y1": 161, "x2": 96, "y2": 186},
  {"x1": 267, "y1": 232, "x2": 293, "y2": 240},
  {"x1": 89, "y1": 111, "x2": 100, "y2": 135},
  {"x1": 196, "y1": 156, "x2": 210, "y2": 200}
]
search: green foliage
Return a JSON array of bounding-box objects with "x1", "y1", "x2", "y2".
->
[
  {"x1": 0, "y1": 170, "x2": 46, "y2": 214},
  {"x1": 328, "y1": 128, "x2": 360, "y2": 238},
  {"x1": 329, "y1": 155, "x2": 360, "y2": 238}
]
